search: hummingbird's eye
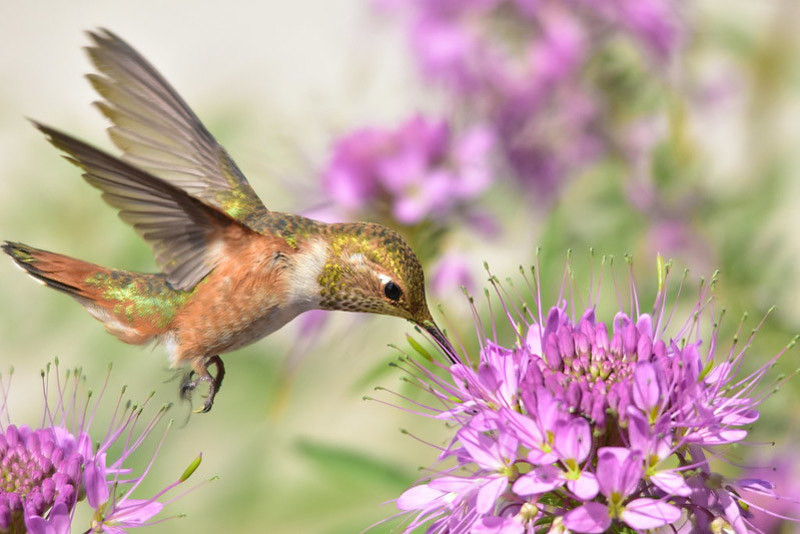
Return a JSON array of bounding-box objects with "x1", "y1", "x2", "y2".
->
[{"x1": 383, "y1": 281, "x2": 402, "y2": 301}]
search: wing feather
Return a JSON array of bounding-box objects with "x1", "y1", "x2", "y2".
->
[
  {"x1": 34, "y1": 122, "x2": 240, "y2": 290},
  {"x1": 85, "y1": 29, "x2": 268, "y2": 223}
]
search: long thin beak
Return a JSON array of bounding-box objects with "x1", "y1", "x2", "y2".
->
[{"x1": 422, "y1": 321, "x2": 459, "y2": 364}]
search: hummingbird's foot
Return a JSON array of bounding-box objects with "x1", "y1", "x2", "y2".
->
[
  {"x1": 202, "y1": 355, "x2": 226, "y2": 412},
  {"x1": 179, "y1": 355, "x2": 226, "y2": 413}
]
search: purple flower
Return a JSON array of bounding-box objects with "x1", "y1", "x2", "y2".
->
[
  {"x1": 323, "y1": 115, "x2": 494, "y2": 225},
  {"x1": 0, "y1": 423, "x2": 80, "y2": 534},
  {"x1": 0, "y1": 362, "x2": 206, "y2": 533},
  {"x1": 608, "y1": 0, "x2": 681, "y2": 61},
  {"x1": 378, "y1": 0, "x2": 683, "y2": 199},
  {"x1": 389, "y1": 255, "x2": 799, "y2": 532},
  {"x1": 513, "y1": 417, "x2": 598, "y2": 501},
  {"x1": 430, "y1": 253, "x2": 475, "y2": 297},
  {"x1": 322, "y1": 128, "x2": 386, "y2": 211},
  {"x1": 564, "y1": 447, "x2": 680, "y2": 532}
]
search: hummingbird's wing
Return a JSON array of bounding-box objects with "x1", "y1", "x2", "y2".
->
[
  {"x1": 84, "y1": 29, "x2": 269, "y2": 225},
  {"x1": 34, "y1": 122, "x2": 244, "y2": 291}
]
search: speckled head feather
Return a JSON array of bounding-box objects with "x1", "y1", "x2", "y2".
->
[{"x1": 317, "y1": 222, "x2": 433, "y2": 326}]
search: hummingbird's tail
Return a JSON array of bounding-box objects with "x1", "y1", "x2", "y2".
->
[{"x1": 3, "y1": 241, "x2": 176, "y2": 345}]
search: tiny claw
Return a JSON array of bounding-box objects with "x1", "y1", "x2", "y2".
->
[
  {"x1": 179, "y1": 370, "x2": 197, "y2": 401},
  {"x1": 181, "y1": 355, "x2": 226, "y2": 413},
  {"x1": 194, "y1": 400, "x2": 213, "y2": 414}
]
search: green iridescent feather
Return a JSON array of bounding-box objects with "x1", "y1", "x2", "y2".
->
[{"x1": 85, "y1": 271, "x2": 197, "y2": 328}]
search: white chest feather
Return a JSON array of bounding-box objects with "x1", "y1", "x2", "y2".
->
[{"x1": 286, "y1": 238, "x2": 328, "y2": 310}]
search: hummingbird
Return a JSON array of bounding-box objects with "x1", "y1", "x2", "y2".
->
[{"x1": 4, "y1": 29, "x2": 454, "y2": 413}]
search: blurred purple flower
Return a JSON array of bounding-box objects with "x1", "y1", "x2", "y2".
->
[
  {"x1": 608, "y1": 0, "x2": 681, "y2": 61},
  {"x1": 322, "y1": 129, "x2": 386, "y2": 211},
  {"x1": 744, "y1": 451, "x2": 800, "y2": 533},
  {"x1": 626, "y1": 175, "x2": 716, "y2": 271},
  {"x1": 386, "y1": 0, "x2": 681, "y2": 93},
  {"x1": 390, "y1": 256, "x2": 798, "y2": 531},
  {"x1": 323, "y1": 115, "x2": 494, "y2": 225},
  {"x1": 0, "y1": 362, "x2": 204, "y2": 533},
  {"x1": 379, "y1": 0, "x2": 683, "y2": 199},
  {"x1": 430, "y1": 253, "x2": 475, "y2": 297},
  {"x1": 411, "y1": 15, "x2": 482, "y2": 94}
]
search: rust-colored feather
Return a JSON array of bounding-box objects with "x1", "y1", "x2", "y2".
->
[
  {"x1": 171, "y1": 231, "x2": 294, "y2": 362},
  {"x1": 2, "y1": 242, "x2": 178, "y2": 343}
]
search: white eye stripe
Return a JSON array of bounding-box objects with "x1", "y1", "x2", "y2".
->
[{"x1": 377, "y1": 274, "x2": 392, "y2": 286}]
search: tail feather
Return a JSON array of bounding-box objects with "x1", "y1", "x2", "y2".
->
[
  {"x1": 3, "y1": 241, "x2": 174, "y2": 344},
  {"x1": 4, "y1": 241, "x2": 99, "y2": 298}
]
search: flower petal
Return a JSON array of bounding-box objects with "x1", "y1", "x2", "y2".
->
[
  {"x1": 397, "y1": 484, "x2": 445, "y2": 511},
  {"x1": 596, "y1": 447, "x2": 643, "y2": 498},
  {"x1": 472, "y1": 515, "x2": 524, "y2": 534},
  {"x1": 429, "y1": 475, "x2": 479, "y2": 494},
  {"x1": 632, "y1": 362, "x2": 659, "y2": 413},
  {"x1": 626, "y1": 412, "x2": 653, "y2": 455},
  {"x1": 595, "y1": 447, "x2": 625, "y2": 496},
  {"x1": 525, "y1": 447, "x2": 559, "y2": 465},
  {"x1": 24, "y1": 502, "x2": 70, "y2": 534},
  {"x1": 621, "y1": 498, "x2": 681, "y2": 529},
  {"x1": 568, "y1": 471, "x2": 599, "y2": 500},
  {"x1": 554, "y1": 417, "x2": 591, "y2": 463},
  {"x1": 651, "y1": 470, "x2": 692, "y2": 497},
  {"x1": 718, "y1": 489, "x2": 750, "y2": 534},
  {"x1": 512, "y1": 465, "x2": 563, "y2": 496},
  {"x1": 84, "y1": 457, "x2": 110, "y2": 508},
  {"x1": 459, "y1": 428, "x2": 504, "y2": 471},
  {"x1": 564, "y1": 502, "x2": 611, "y2": 533},
  {"x1": 476, "y1": 476, "x2": 507, "y2": 514},
  {"x1": 526, "y1": 323, "x2": 542, "y2": 356},
  {"x1": 106, "y1": 499, "x2": 164, "y2": 525}
]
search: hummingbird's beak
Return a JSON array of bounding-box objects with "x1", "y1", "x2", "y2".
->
[{"x1": 422, "y1": 320, "x2": 459, "y2": 364}]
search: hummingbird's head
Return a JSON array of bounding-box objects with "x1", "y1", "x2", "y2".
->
[{"x1": 319, "y1": 223, "x2": 436, "y2": 328}]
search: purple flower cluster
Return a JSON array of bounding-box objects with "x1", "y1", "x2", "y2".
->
[
  {"x1": 377, "y1": 0, "x2": 682, "y2": 198},
  {"x1": 323, "y1": 115, "x2": 493, "y2": 226},
  {"x1": 0, "y1": 363, "x2": 204, "y2": 533},
  {"x1": 393, "y1": 258, "x2": 797, "y2": 532},
  {"x1": 0, "y1": 426, "x2": 79, "y2": 533}
]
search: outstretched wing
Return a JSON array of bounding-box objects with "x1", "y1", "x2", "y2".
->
[
  {"x1": 85, "y1": 28, "x2": 268, "y2": 224},
  {"x1": 35, "y1": 122, "x2": 242, "y2": 290}
]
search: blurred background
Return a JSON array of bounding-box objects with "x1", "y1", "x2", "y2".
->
[{"x1": 2, "y1": 0, "x2": 800, "y2": 532}]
